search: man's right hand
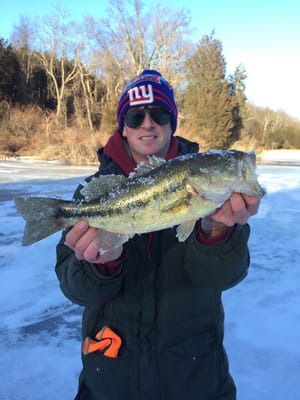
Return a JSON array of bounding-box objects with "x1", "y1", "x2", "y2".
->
[{"x1": 65, "y1": 220, "x2": 123, "y2": 264}]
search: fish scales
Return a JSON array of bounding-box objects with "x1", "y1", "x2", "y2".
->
[
  {"x1": 79, "y1": 166, "x2": 189, "y2": 233},
  {"x1": 44, "y1": 167, "x2": 186, "y2": 232},
  {"x1": 14, "y1": 150, "x2": 266, "y2": 250}
]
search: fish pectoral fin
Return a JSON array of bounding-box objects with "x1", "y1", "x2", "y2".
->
[
  {"x1": 98, "y1": 231, "x2": 133, "y2": 254},
  {"x1": 161, "y1": 196, "x2": 191, "y2": 214},
  {"x1": 80, "y1": 175, "x2": 127, "y2": 202},
  {"x1": 176, "y1": 219, "x2": 197, "y2": 242}
]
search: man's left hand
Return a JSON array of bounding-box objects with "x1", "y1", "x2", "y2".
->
[{"x1": 201, "y1": 193, "x2": 261, "y2": 237}]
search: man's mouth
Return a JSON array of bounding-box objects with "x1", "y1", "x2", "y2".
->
[{"x1": 139, "y1": 135, "x2": 157, "y2": 141}]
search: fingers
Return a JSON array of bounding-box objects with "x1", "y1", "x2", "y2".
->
[
  {"x1": 64, "y1": 221, "x2": 123, "y2": 263},
  {"x1": 64, "y1": 221, "x2": 99, "y2": 261},
  {"x1": 65, "y1": 220, "x2": 90, "y2": 248},
  {"x1": 241, "y1": 194, "x2": 261, "y2": 216},
  {"x1": 210, "y1": 193, "x2": 260, "y2": 226},
  {"x1": 228, "y1": 193, "x2": 249, "y2": 225}
]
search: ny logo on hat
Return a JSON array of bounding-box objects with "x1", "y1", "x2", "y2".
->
[{"x1": 128, "y1": 84, "x2": 154, "y2": 106}]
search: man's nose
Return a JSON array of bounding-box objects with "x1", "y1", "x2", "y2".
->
[{"x1": 141, "y1": 110, "x2": 154, "y2": 128}]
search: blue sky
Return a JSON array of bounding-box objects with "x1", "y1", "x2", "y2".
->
[{"x1": 2, "y1": 0, "x2": 300, "y2": 120}]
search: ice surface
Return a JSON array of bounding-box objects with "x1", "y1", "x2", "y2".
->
[{"x1": 0, "y1": 159, "x2": 299, "y2": 399}]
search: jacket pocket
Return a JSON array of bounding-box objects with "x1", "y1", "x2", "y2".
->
[
  {"x1": 82, "y1": 349, "x2": 133, "y2": 400},
  {"x1": 161, "y1": 330, "x2": 220, "y2": 400}
]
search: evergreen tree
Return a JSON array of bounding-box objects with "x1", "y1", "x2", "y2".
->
[
  {"x1": 184, "y1": 32, "x2": 244, "y2": 149},
  {"x1": 0, "y1": 39, "x2": 23, "y2": 104},
  {"x1": 228, "y1": 64, "x2": 247, "y2": 143}
]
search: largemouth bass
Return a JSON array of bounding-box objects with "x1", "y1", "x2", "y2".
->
[{"x1": 15, "y1": 150, "x2": 265, "y2": 252}]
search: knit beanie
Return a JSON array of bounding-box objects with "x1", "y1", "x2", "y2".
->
[{"x1": 117, "y1": 69, "x2": 178, "y2": 133}]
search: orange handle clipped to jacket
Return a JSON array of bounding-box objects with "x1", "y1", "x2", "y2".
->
[{"x1": 82, "y1": 325, "x2": 122, "y2": 358}]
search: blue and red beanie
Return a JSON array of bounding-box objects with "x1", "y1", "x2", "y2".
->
[{"x1": 117, "y1": 69, "x2": 178, "y2": 133}]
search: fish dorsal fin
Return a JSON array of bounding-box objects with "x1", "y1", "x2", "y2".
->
[
  {"x1": 147, "y1": 155, "x2": 166, "y2": 168},
  {"x1": 80, "y1": 175, "x2": 127, "y2": 202},
  {"x1": 130, "y1": 155, "x2": 166, "y2": 178}
]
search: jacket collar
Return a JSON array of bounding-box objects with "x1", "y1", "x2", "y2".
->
[{"x1": 103, "y1": 130, "x2": 180, "y2": 176}]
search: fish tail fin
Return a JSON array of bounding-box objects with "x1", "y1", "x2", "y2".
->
[{"x1": 15, "y1": 197, "x2": 68, "y2": 245}]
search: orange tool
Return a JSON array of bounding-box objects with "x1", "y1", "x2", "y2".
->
[{"x1": 82, "y1": 325, "x2": 122, "y2": 358}]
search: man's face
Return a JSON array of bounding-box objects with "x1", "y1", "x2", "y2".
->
[{"x1": 122, "y1": 106, "x2": 173, "y2": 164}]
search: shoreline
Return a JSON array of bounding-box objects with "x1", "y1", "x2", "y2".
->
[
  {"x1": 257, "y1": 149, "x2": 300, "y2": 165},
  {"x1": 1, "y1": 149, "x2": 300, "y2": 166}
]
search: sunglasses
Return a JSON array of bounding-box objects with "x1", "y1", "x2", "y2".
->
[{"x1": 124, "y1": 107, "x2": 171, "y2": 128}]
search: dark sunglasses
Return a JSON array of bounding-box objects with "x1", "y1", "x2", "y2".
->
[{"x1": 124, "y1": 106, "x2": 171, "y2": 128}]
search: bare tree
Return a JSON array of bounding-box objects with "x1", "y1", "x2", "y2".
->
[
  {"x1": 83, "y1": 0, "x2": 191, "y2": 122},
  {"x1": 34, "y1": 7, "x2": 83, "y2": 123},
  {"x1": 77, "y1": 63, "x2": 95, "y2": 130},
  {"x1": 10, "y1": 16, "x2": 37, "y2": 103}
]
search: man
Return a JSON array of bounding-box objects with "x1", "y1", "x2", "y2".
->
[{"x1": 55, "y1": 69, "x2": 260, "y2": 400}]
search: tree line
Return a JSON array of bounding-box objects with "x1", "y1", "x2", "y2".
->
[{"x1": 0, "y1": 0, "x2": 299, "y2": 163}]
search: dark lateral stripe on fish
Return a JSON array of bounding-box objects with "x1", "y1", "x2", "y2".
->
[
  {"x1": 58, "y1": 199, "x2": 152, "y2": 219},
  {"x1": 57, "y1": 179, "x2": 184, "y2": 221}
]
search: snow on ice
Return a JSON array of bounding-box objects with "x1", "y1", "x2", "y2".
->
[{"x1": 0, "y1": 157, "x2": 299, "y2": 400}]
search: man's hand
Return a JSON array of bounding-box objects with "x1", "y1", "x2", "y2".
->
[
  {"x1": 201, "y1": 193, "x2": 261, "y2": 237},
  {"x1": 65, "y1": 221, "x2": 123, "y2": 264}
]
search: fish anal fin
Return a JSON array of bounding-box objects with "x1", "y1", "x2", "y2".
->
[
  {"x1": 98, "y1": 230, "x2": 133, "y2": 254},
  {"x1": 176, "y1": 219, "x2": 197, "y2": 242}
]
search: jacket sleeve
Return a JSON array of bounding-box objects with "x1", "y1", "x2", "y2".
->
[
  {"x1": 55, "y1": 230, "x2": 126, "y2": 307},
  {"x1": 184, "y1": 223, "x2": 251, "y2": 291}
]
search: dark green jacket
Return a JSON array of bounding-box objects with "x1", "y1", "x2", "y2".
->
[{"x1": 55, "y1": 135, "x2": 250, "y2": 400}]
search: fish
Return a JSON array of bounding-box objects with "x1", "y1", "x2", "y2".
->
[{"x1": 15, "y1": 150, "x2": 266, "y2": 252}]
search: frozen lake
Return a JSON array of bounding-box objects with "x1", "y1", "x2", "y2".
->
[{"x1": 0, "y1": 159, "x2": 299, "y2": 399}]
